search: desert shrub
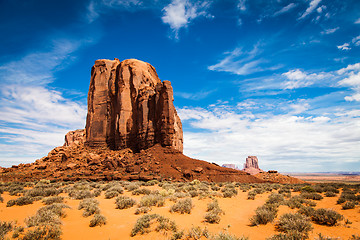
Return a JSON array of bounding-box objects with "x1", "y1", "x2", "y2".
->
[
  {"x1": 25, "y1": 186, "x2": 60, "y2": 198},
  {"x1": 286, "y1": 196, "x2": 316, "y2": 209},
  {"x1": 26, "y1": 203, "x2": 70, "y2": 227},
  {"x1": 213, "y1": 232, "x2": 249, "y2": 240},
  {"x1": 12, "y1": 226, "x2": 24, "y2": 238},
  {"x1": 337, "y1": 192, "x2": 359, "y2": 204},
  {"x1": 266, "y1": 193, "x2": 285, "y2": 205},
  {"x1": 267, "y1": 231, "x2": 303, "y2": 240},
  {"x1": 222, "y1": 188, "x2": 238, "y2": 198},
  {"x1": 104, "y1": 190, "x2": 119, "y2": 199},
  {"x1": 247, "y1": 188, "x2": 264, "y2": 200},
  {"x1": 124, "y1": 182, "x2": 140, "y2": 191},
  {"x1": 278, "y1": 188, "x2": 292, "y2": 198},
  {"x1": 310, "y1": 208, "x2": 343, "y2": 226},
  {"x1": 92, "y1": 189, "x2": 101, "y2": 197},
  {"x1": 172, "y1": 230, "x2": 184, "y2": 240},
  {"x1": 342, "y1": 201, "x2": 356, "y2": 210},
  {"x1": 275, "y1": 213, "x2": 313, "y2": 239},
  {"x1": 69, "y1": 189, "x2": 92, "y2": 200},
  {"x1": 21, "y1": 224, "x2": 61, "y2": 240},
  {"x1": 139, "y1": 194, "x2": 165, "y2": 207},
  {"x1": 7, "y1": 185, "x2": 25, "y2": 196},
  {"x1": 301, "y1": 186, "x2": 315, "y2": 193},
  {"x1": 324, "y1": 192, "x2": 337, "y2": 197},
  {"x1": 187, "y1": 226, "x2": 210, "y2": 239},
  {"x1": 89, "y1": 213, "x2": 107, "y2": 227},
  {"x1": 211, "y1": 185, "x2": 221, "y2": 191},
  {"x1": 42, "y1": 196, "x2": 64, "y2": 205},
  {"x1": 115, "y1": 196, "x2": 136, "y2": 209},
  {"x1": 156, "y1": 216, "x2": 177, "y2": 233},
  {"x1": 170, "y1": 198, "x2": 192, "y2": 214},
  {"x1": 143, "y1": 180, "x2": 159, "y2": 186},
  {"x1": 135, "y1": 207, "x2": 151, "y2": 215},
  {"x1": 0, "y1": 194, "x2": 3, "y2": 203},
  {"x1": 132, "y1": 188, "x2": 151, "y2": 196},
  {"x1": 0, "y1": 221, "x2": 13, "y2": 239},
  {"x1": 130, "y1": 214, "x2": 162, "y2": 236},
  {"x1": 300, "y1": 192, "x2": 323, "y2": 200},
  {"x1": 349, "y1": 235, "x2": 360, "y2": 240},
  {"x1": 250, "y1": 204, "x2": 278, "y2": 225},
  {"x1": 204, "y1": 199, "x2": 223, "y2": 224},
  {"x1": 188, "y1": 190, "x2": 199, "y2": 198},
  {"x1": 6, "y1": 196, "x2": 34, "y2": 207},
  {"x1": 78, "y1": 198, "x2": 100, "y2": 217}
]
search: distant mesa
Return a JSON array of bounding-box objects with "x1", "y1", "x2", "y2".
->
[{"x1": 242, "y1": 156, "x2": 263, "y2": 175}]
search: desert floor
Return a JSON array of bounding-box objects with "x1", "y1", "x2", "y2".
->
[{"x1": 0, "y1": 182, "x2": 359, "y2": 240}]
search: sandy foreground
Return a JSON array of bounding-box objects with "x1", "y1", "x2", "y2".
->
[{"x1": 0, "y1": 185, "x2": 359, "y2": 240}]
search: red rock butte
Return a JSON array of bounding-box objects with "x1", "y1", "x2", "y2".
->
[{"x1": 85, "y1": 58, "x2": 183, "y2": 152}]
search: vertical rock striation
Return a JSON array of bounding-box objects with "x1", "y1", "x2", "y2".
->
[
  {"x1": 85, "y1": 58, "x2": 183, "y2": 152},
  {"x1": 243, "y1": 156, "x2": 263, "y2": 175}
]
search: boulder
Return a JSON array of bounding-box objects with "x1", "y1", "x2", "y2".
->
[{"x1": 85, "y1": 58, "x2": 183, "y2": 152}]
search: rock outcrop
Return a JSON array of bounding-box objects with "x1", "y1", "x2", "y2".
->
[
  {"x1": 222, "y1": 164, "x2": 240, "y2": 170},
  {"x1": 85, "y1": 59, "x2": 183, "y2": 152},
  {"x1": 64, "y1": 129, "x2": 85, "y2": 147},
  {"x1": 242, "y1": 156, "x2": 263, "y2": 175}
]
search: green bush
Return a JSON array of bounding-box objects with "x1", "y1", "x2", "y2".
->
[
  {"x1": 132, "y1": 188, "x2": 151, "y2": 195},
  {"x1": 310, "y1": 208, "x2": 343, "y2": 226},
  {"x1": 21, "y1": 224, "x2": 61, "y2": 240},
  {"x1": 131, "y1": 214, "x2": 177, "y2": 236},
  {"x1": 170, "y1": 198, "x2": 192, "y2": 214},
  {"x1": 324, "y1": 192, "x2": 336, "y2": 197},
  {"x1": 250, "y1": 204, "x2": 278, "y2": 226},
  {"x1": 266, "y1": 193, "x2": 285, "y2": 205},
  {"x1": 212, "y1": 232, "x2": 249, "y2": 240},
  {"x1": 25, "y1": 187, "x2": 60, "y2": 198},
  {"x1": 275, "y1": 213, "x2": 313, "y2": 239},
  {"x1": 42, "y1": 196, "x2": 64, "y2": 205},
  {"x1": 135, "y1": 207, "x2": 151, "y2": 215},
  {"x1": 6, "y1": 196, "x2": 34, "y2": 207},
  {"x1": 115, "y1": 196, "x2": 136, "y2": 209},
  {"x1": 104, "y1": 190, "x2": 119, "y2": 199},
  {"x1": 204, "y1": 199, "x2": 223, "y2": 224},
  {"x1": 69, "y1": 189, "x2": 92, "y2": 200},
  {"x1": 92, "y1": 189, "x2": 101, "y2": 197},
  {"x1": 139, "y1": 194, "x2": 165, "y2": 207},
  {"x1": 342, "y1": 201, "x2": 356, "y2": 210},
  {"x1": 26, "y1": 203, "x2": 70, "y2": 227},
  {"x1": 221, "y1": 185, "x2": 238, "y2": 198},
  {"x1": 78, "y1": 198, "x2": 100, "y2": 217},
  {"x1": 186, "y1": 226, "x2": 210, "y2": 239},
  {"x1": 89, "y1": 214, "x2": 107, "y2": 227},
  {"x1": 0, "y1": 221, "x2": 13, "y2": 239},
  {"x1": 300, "y1": 192, "x2": 323, "y2": 200}
]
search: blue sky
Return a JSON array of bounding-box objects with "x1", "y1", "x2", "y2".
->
[{"x1": 0, "y1": 0, "x2": 359, "y2": 172}]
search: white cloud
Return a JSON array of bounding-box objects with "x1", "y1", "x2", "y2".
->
[
  {"x1": 337, "y1": 43, "x2": 351, "y2": 51},
  {"x1": 282, "y1": 69, "x2": 329, "y2": 89},
  {"x1": 352, "y1": 35, "x2": 360, "y2": 46},
  {"x1": 273, "y1": 3, "x2": 297, "y2": 17},
  {"x1": 355, "y1": 18, "x2": 360, "y2": 24},
  {"x1": 298, "y1": 0, "x2": 322, "y2": 20},
  {"x1": 339, "y1": 72, "x2": 360, "y2": 101},
  {"x1": 321, "y1": 27, "x2": 339, "y2": 35},
  {"x1": 208, "y1": 44, "x2": 282, "y2": 75},
  {"x1": 0, "y1": 39, "x2": 87, "y2": 166},
  {"x1": 161, "y1": 0, "x2": 211, "y2": 39},
  {"x1": 237, "y1": 0, "x2": 246, "y2": 12},
  {"x1": 175, "y1": 89, "x2": 216, "y2": 100},
  {"x1": 178, "y1": 102, "x2": 360, "y2": 172},
  {"x1": 337, "y1": 63, "x2": 360, "y2": 75}
]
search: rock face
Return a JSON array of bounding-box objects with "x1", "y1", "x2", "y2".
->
[
  {"x1": 85, "y1": 59, "x2": 183, "y2": 152},
  {"x1": 242, "y1": 156, "x2": 263, "y2": 175},
  {"x1": 64, "y1": 129, "x2": 85, "y2": 147},
  {"x1": 222, "y1": 164, "x2": 240, "y2": 170}
]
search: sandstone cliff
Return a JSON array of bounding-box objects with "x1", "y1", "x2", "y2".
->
[
  {"x1": 242, "y1": 156, "x2": 263, "y2": 175},
  {"x1": 85, "y1": 59, "x2": 183, "y2": 152}
]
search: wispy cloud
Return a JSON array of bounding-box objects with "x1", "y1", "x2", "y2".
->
[
  {"x1": 282, "y1": 69, "x2": 330, "y2": 89},
  {"x1": 298, "y1": 0, "x2": 322, "y2": 20},
  {"x1": 0, "y1": 39, "x2": 87, "y2": 166},
  {"x1": 237, "y1": 0, "x2": 246, "y2": 12},
  {"x1": 175, "y1": 89, "x2": 216, "y2": 100},
  {"x1": 273, "y1": 3, "x2": 297, "y2": 17},
  {"x1": 208, "y1": 44, "x2": 282, "y2": 75},
  {"x1": 355, "y1": 18, "x2": 360, "y2": 24},
  {"x1": 352, "y1": 35, "x2": 360, "y2": 46},
  {"x1": 178, "y1": 101, "x2": 360, "y2": 171},
  {"x1": 337, "y1": 43, "x2": 351, "y2": 51},
  {"x1": 337, "y1": 63, "x2": 360, "y2": 102},
  {"x1": 161, "y1": 0, "x2": 212, "y2": 39},
  {"x1": 321, "y1": 27, "x2": 339, "y2": 35}
]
